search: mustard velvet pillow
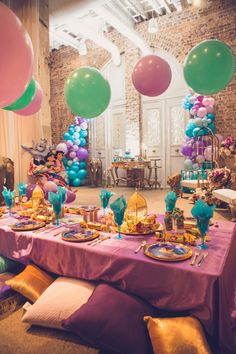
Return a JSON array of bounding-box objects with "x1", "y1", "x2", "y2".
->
[
  {"x1": 144, "y1": 316, "x2": 212, "y2": 354},
  {"x1": 5, "y1": 264, "x2": 54, "y2": 302}
]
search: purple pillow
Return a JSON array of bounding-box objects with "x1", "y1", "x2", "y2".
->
[
  {"x1": 0, "y1": 272, "x2": 15, "y2": 300},
  {"x1": 61, "y1": 284, "x2": 155, "y2": 354}
]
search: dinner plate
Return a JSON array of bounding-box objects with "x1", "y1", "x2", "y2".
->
[
  {"x1": 143, "y1": 242, "x2": 192, "y2": 262},
  {"x1": 61, "y1": 228, "x2": 99, "y2": 242},
  {"x1": 11, "y1": 220, "x2": 45, "y2": 231}
]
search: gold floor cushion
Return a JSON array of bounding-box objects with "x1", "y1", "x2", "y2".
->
[
  {"x1": 144, "y1": 316, "x2": 212, "y2": 354},
  {"x1": 5, "y1": 264, "x2": 54, "y2": 303}
]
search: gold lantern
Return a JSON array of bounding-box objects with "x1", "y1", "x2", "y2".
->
[
  {"x1": 125, "y1": 190, "x2": 148, "y2": 223},
  {"x1": 31, "y1": 185, "x2": 45, "y2": 211}
]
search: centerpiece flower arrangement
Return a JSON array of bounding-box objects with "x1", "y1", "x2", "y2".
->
[{"x1": 219, "y1": 137, "x2": 236, "y2": 158}]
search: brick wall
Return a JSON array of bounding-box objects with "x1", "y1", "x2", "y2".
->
[{"x1": 50, "y1": 0, "x2": 236, "y2": 145}]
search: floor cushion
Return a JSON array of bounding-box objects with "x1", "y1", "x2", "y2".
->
[
  {"x1": 61, "y1": 283, "x2": 155, "y2": 354},
  {"x1": 144, "y1": 316, "x2": 212, "y2": 354},
  {"x1": 5, "y1": 264, "x2": 54, "y2": 302},
  {"x1": 22, "y1": 277, "x2": 96, "y2": 329}
]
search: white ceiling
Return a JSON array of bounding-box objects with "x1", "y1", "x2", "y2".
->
[{"x1": 49, "y1": 0, "x2": 194, "y2": 63}]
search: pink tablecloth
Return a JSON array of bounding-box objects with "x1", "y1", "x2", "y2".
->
[{"x1": 0, "y1": 215, "x2": 235, "y2": 353}]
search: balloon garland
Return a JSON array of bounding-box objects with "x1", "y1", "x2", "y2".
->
[
  {"x1": 181, "y1": 93, "x2": 223, "y2": 170},
  {"x1": 57, "y1": 116, "x2": 89, "y2": 187}
]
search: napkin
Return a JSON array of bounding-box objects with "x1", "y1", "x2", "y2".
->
[
  {"x1": 110, "y1": 196, "x2": 127, "y2": 227},
  {"x1": 48, "y1": 192, "x2": 62, "y2": 216},
  {"x1": 100, "y1": 189, "x2": 114, "y2": 209},
  {"x1": 2, "y1": 187, "x2": 15, "y2": 208},
  {"x1": 191, "y1": 199, "x2": 215, "y2": 235},
  {"x1": 165, "y1": 191, "x2": 177, "y2": 213},
  {"x1": 57, "y1": 186, "x2": 67, "y2": 205}
]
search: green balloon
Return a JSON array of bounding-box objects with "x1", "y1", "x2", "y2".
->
[
  {"x1": 64, "y1": 67, "x2": 111, "y2": 118},
  {"x1": 3, "y1": 79, "x2": 36, "y2": 111},
  {"x1": 184, "y1": 40, "x2": 235, "y2": 94}
]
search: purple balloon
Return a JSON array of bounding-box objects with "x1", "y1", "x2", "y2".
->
[
  {"x1": 65, "y1": 190, "x2": 76, "y2": 203},
  {"x1": 66, "y1": 140, "x2": 73, "y2": 147},
  {"x1": 26, "y1": 184, "x2": 36, "y2": 199},
  {"x1": 69, "y1": 151, "x2": 76, "y2": 159},
  {"x1": 181, "y1": 144, "x2": 193, "y2": 157},
  {"x1": 76, "y1": 147, "x2": 89, "y2": 160},
  {"x1": 72, "y1": 145, "x2": 79, "y2": 152}
]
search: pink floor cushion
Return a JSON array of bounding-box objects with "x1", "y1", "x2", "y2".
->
[{"x1": 61, "y1": 283, "x2": 155, "y2": 354}]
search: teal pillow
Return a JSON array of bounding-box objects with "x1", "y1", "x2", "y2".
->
[{"x1": 0, "y1": 256, "x2": 21, "y2": 274}]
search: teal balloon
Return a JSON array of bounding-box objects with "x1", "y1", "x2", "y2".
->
[
  {"x1": 69, "y1": 124, "x2": 75, "y2": 129},
  {"x1": 68, "y1": 128, "x2": 75, "y2": 135},
  {"x1": 71, "y1": 165, "x2": 79, "y2": 173},
  {"x1": 207, "y1": 113, "x2": 215, "y2": 122},
  {"x1": 72, "y1": 178, "x2": 81, "y2": 187},
  {"x1": 68, "y1": 170, "x2": 77, "y2": 180},
  {"x1": 77, "y1": 169, "x2": 87, "y2": 180},
  {"x1": 185, "y1": 122, "x2": 196, "y2": 138},
  {"x1": 208, "y1": 123, "x2": 216, "y2": 133},
  {"x1": 80, "y1": 130, "x2": 88, "y2": 138},
  {"x1": 80, "y1": 138, "x2": 86, "y2": 147},
  {"x1": 79, "y1": 162, "x2": 86, "y2": 169},
  {"x1": 64, "y1": 133, "x2": 71, "y2": 140},
  {"x1": 64, "y1": 67, "x2": 111, "y2": 118},
  {"x1": 4, "y1": 79, "x2": 36, "y2": 111},
  {"x1": 193, "y1": 127, "x2": 201, "y2": 137},
  {"x1": 184, "y1": 40, "x2": 235, "y2": 94}
]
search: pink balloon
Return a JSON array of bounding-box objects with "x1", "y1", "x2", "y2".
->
[
  {"x1": 190, "y1": 108, "x2": 196, "y2": 115},
  {"x1": 202, "y1": 98, "x2": 211, "y2": 107},
  {"x1": 189, "y1": 96, "x2": 196, "y2": 104},
  {"x1": 14, "y1": 81, "x2": 43, "y2": 116},
  {"x1": 197, "y1": 107, "x2": 207, "y2": 118},
  {"x1": 206, "y1": 105, "x2": 214, "y2": 113},
  {"x1": 0, "y1": 3, "x2": 34, "y2": 108},
  {"x1": 132, "y1": 55, "x2": 172, "y2": 97},
  {"x1": 208, "y1": 97, "x2": 215, "y2": 106},
  {"x1": 43, "y1": 181, "x2": 58, "y2": 193},
  {"x1": 69, "y1": 151, "x2": 76, "y2": 159},
  {"x1": 65, "y1": 190, "x2": 76, "y2": 204},
  {"x1": 196, "y1": 155, "x2": 205, "y2": 163}
]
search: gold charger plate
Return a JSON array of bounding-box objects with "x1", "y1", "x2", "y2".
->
[
  {"x1": 143, "y1": 242, "x2": 192, "y2": 262},
  {"x1": 11, "y1": 220, "x2": 45, "y2": 231},
  {"x1": 118, "y1": 224, "x2": 164, "y2": 236},
  {"x1": 61, "y1": 228, "x2": 99, "y2": 242}
]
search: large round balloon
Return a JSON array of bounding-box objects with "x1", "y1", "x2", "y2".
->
[
  {"x1": 14, "y1": 81, "x2": 43, "y2": 116},
  {"x1": 0, "y1": 3, "x2": 34, "y2": 108},
  {"x1": 77, "y1": 148, "x2": 89, "y2": 160},
  {"x1": 132, "y1": 55, "x2": 172, "y2": 97},
  {"x1": 3, "y1": 79, "x2": 36, "y2": 111},
  {"x1": 184, "y1": 40, "x2": 235, "y2": 94},
  {"x1": 64, "y1": 67, "x2": 111, "y2": 118}
]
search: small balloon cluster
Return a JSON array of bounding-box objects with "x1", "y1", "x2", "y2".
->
[
  {"x1": 56, "y1": 116, "x2": 89, "y2": 187},
  {"x1": 183, "y1": 94, "x2": 216, "y2": 138},
  {"x1": 0, "y1": 3, "x2": 43, "y2": 115},
  {"x1": 181, "y1": 136, "x2": 222, "y2": 171}
]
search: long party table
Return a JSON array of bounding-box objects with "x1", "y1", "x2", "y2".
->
[{"x1": 0, "y1": 215, "x2": 235, "y2": 354}]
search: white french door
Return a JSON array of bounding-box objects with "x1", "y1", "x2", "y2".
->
[{"x1": 142, "y1": 97, "x2": 188, "y2": 187}]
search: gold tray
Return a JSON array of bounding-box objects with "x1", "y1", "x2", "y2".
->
[
  {"x1": 61, "y1": 228, "x2": 99, "y2": 242},
  {"x1": 143, "y1": 242, "x2": 192, "y2": 262},
  {"x1": 118, "y1": 224, "x2": 164, "y2": 236},
  {"x1": 11, "y1": 220, "x2": 45, "y2": 231}
]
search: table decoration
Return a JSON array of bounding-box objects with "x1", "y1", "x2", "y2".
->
[
  {"x1": 16, "y1": 182, "x2": 28, "y2": 199},
  {"x1": 79, "y1": 205, "x2": 99, "y2": 223},
  {"x1": 191, "y1": 199, "x2": 215, "y2": 250},
  {"x1": 31, "y1": 184, "x2": 45, "y2": 211},
  {"x1": 11, "y1": 220, "x2": 45, "y2": 231},
  {"x1": 2, "y1": 187, "x2": 15, "y2": 216},
  {"x1": 100, "y1": 189, "x2": 114, "y2": 217},
  {"x1": 164, "y1": 191, "x2": 177, "y2": 231},
  {"x1": 48, "y1": 187, "x2": 67, "y2": 225},
  {"x1": 61, "y1": 228, "x2": 99, "y2": 242},
  {"x1": 143, "y1": 242, "x2": 192, "y2": 262},
  {"x1": 110, "y1": 196, "x2": 127, "y2": 239}
]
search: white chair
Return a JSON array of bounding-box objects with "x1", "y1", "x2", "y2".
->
[{"x1": 212, "y1": 189, "x2": 236, "y2": 221}]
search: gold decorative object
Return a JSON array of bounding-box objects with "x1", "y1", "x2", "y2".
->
[
  {"x1": 118, "y1": 190, "x2": 160, "y2": 235},
  {"x1": 31, "y1": 185, "x2": 45, "y2": 211}
]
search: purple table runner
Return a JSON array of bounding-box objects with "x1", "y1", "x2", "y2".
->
[{"x1": 0, "y1": 215, "x2": 235, "y2": 353}]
